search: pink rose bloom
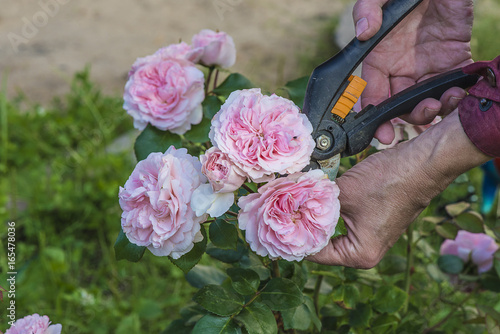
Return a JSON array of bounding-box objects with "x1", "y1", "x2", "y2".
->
[
  {"x1": 201, "y1": 147, "x2": 246, "y2": 193},
  {"x1": 123, "y1": 57, "x2": 205, "y2": 135},
  {"x1": 192, "y1": 29, "x2": 236, "y2": 68},
  {"x1": 209, "y1": 88, "x2": 315, "y2": 183},
  {"x1": 238, "y1": 170, "x2": 340, "y2": 261},
  {"x1": 5, "y1": 314, "x2": 62, "y2": 334},
  {"x1": 440, "y1": 230, "x2": 499, "y2": 274},
  {"x1": 119, "y1": 147, "x2": 207, "y2": 259},
  {"x1": 129, "y1": 42, "x2": 204, "y2": 76},
  {"x1": 372, "y1": 117, "x2": 442, "y2": 150}
]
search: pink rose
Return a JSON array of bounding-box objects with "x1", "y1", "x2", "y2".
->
[
  {"x1": 440, "y1": 230, "x2": 499, "y2": 274},
  {"x1": 372, "y1": 117, "x2": 442, "y2": 150},
  {"x1": 238, "y1": 170, "x2": 340, "y2": 261},
  {"x1": 123, "y1": 57, "x2": 204, "y2": 135},
  {"x1": 119, "y1": 147, "x2": 207, "y2": 259},
  {"x1": 209, "y1": 88, "x2": 315, "y2": 182},
  {"x1": 201, "y1": 147, "x2": 246, "y2": 193},
  {"x1": 192, "y1": 29, "x2": 236, "y2": 68},
  {"x1": 5, "y1": 314, "x2": 62, "y2": 334}
]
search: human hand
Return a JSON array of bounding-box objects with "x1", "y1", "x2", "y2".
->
[
  {"x1": 353, "y1": 0, "x2": 474, "y2": 144},
  {"x1": 308, "y1": 111, "x2": 490, "y2": 268}
]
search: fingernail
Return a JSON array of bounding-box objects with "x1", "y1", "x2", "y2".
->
[
  {"x1": 448, "y1": 96, "x2": 463, "y2": 111},
  {"x1": 355, "y1": 17, "x2": 369, "y2": 38},
  {"x1": 424, "y1": 107, "x2": 439, "y2": 119}
]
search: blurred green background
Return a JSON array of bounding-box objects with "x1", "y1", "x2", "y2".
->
[{"x1": 1, "y1": 0, "x2": 500, "y2": 332}]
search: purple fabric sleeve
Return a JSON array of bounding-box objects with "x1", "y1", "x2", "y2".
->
[{"x1": 458, "y1": 55, "x2": 500, "y2": 157}]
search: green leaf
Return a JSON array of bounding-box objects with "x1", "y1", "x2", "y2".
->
[
  {"x1": 332, "y1": 217, "x2": 348, "y2": 239},
  {"x1": 183, "y1": 117, "x2": 211, "y2": 143},
  {"x1": 239, "y1": 253, "x2": 271, "y2": 281},
  {"x1": 134, "y1": 124, "x2": 182, "y2": 161},
  {"x1": 206, "y1": 239, "x2": 247, "y2": 263},
  {"x1": 454, "y1": 211, "x2": 485, "y2": 233},
  {"x1": 445, "y1": 201, "x2": 471, "y2": 217},
  {"x1": 480, "y1": 272, "x2": 500, "y2": 292},
  {"x1": 193, "y1": 284, "x2": 244, "y2": 316},
  {"x1": 186, "y1": 265, "x2": 228, "y2": 289},
  {"x1": 161, "y1": 319, "x2": 193, "y2": 334},
  {"x1": 349, "y1": 303, "x2": 372, "y2": 328},
  {"x1": 227, "y1": 268, "x2": 260, "y2": 295},
  {"x1": 192, "y1": 314, "x2": 242, "y2": 334},
  {"x1": 114, "y1": 228, "x2": 146, "y2": 262},
  {"x1": 371, "y1": 314, "x2": 399, "y2": 332},
  {"x1": 426, "y1": 263, "x2": 448, "y2": 283},
  {"x1": 281, "y1": 296, "x2": 321, "y2": 332},
  {"x1": 377, "y1": 254, "x2": 407, "y2": 275},
  {"x1": 170, "y1": 228, "x2": 207, "y2": 274},
  {"x1": 372, "y1": 285, "x2": 408, "y2": 314},
  {"x1": 343, "y1": 284, "x2": 360, "y2": 309},
  {"x1": 437, "y1": 254, "x2": 464, "y2": 274},
  {"x1": 235, "y1": 302, "x2": 277, "y2": 334},
  {"x1": 282, "y1": 76, "x2": 309, "y2": 108},
  {"x1": 203, "y1": 95, "x2": 223, "y2": 119},
  {"x1": 260, "y1": 277, "x2": 304, "y2": 311},
  {"x1": 435, "y1": 222, "x2": 459, "y2": 239},
  {"x1": 209, "y1": 219, "x2": 239, "y2": 250},
  {"x1": 212, "y1": 73, "x2": 254, "y2": 98}
]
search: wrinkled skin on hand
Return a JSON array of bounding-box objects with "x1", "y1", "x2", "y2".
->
[
  {"x1": 354, "y1": 0, "x2": 474, "y2": 144},
  {"x1": 308, "y1": 111, "x2": 490, "y2": 268}
]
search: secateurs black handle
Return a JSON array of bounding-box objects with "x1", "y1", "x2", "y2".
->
[
  {"x1": 303, "y1": 0, "x2": 424, "y2": 135},
  {"x1": 339, "y1": 68, "x2": 480, "y2": 157}
]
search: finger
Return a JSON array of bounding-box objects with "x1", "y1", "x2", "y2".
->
[
  {"x1": 353, "y1": 0, "x2": 389, "y2": 40},
  {"x1": 439, "y1": 87, "x2": 467, "y2": 116},
  {"x1": 374, "y1": 121, "x2": 396, "y2": 144},
  {"x1": 399, "y1": 98, "x2": 441, "y2": 125}
]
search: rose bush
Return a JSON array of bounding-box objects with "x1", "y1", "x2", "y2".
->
[{"x1": 113, "y1": 28, "x2": 500, "y2": 334}]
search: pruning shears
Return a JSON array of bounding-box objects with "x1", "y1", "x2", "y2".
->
[{"x1": 303, "y1": 0, "x2": 479, "y2": 180}]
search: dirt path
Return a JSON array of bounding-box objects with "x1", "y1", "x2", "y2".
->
[{"x1": 1, "y1": 0, "x2": 349, "y2": 105}]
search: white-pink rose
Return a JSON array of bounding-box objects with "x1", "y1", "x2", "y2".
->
[
  {"x1": 371, "y1": 117, "x2": 442, "y2": 150},
  {"x1": 123, "y1": 57, "x2": 204, "y2": 135},
  {"x1": 238, "y1": 170, "x2": 340, "y2": 261},
  {"x1": 119, "y1": 147, "x2": 207, "y2": 259},
  {"x1": 201, "y1": 147, "x2": 246, "y2": 193},
  {"x1": 209, "y1": 88, "x2": 315, "y2": 182},
  {"x1": 5, "y1": 314, "x2": 62, "y2": 334},
  {"x1": 129, "y1": 42, "x2": 203, "y2": 76},
  {"x1": 440, "y1": 230, "x2": 499, "y2": 274},
  {"x1": 192, "y1": 29, "x2": 236, "y2": 68}
]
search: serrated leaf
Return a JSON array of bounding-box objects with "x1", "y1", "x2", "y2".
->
[
  {"x1": 281, "y1": 296, "x2": 321, "y2": 331},
  {"x1": 192, "y1": 314, "x2": 241, "y2": 334},
  {"x1": 134, "y1": 124, "x2": 182, "y2": 161},
  {"x1": 445, "y1": 201, "x2": 471, "y2": 217},
  {"x1": 332, "y1": 217, "x2": 348, "y2": 239},
  {"x1": 206, "y1": 239, "x2": 247, "y2": 263},
  {"x1": 210, "y1": 219, "x2": 239, "y2": 250},
  {"x1": 186, "y1": 265, "x2": 227, "y2": 289},
  {"x1": 193, "y1": 284, "x2": 244, "y2": 316},
  {"x1": 238, "y1": 253, "x2": 271, "y2": 281},
  {"x1": 349, "y1": 303, "x2": 372, "y2": 328},
  {"x1": 377, "y1": 254, "x2": 407, "y2": 276},
  {"x1": 371, "y1": 314, "x2": 399, "y2": 332},
  {"x1": 203, "y1": 95, "x2": 223, "y2": 119},
  {"x1": 227, "y1": 268, "x2": 260, "y2": 295},
  {"x1": 435, "y1": 222, "x2": 459, "y2": 239},
  {"x1": 170, "y1": 228, "x2": 207, "y2": 274},
  {"x1": 183, "y1": 117, "x2": 211, "y2": 143},
  {"x1": 114, "y1": 228, "x2": 146, "y2": 262},
  {"x1": 454, "y1": 211, "x2": 485, "y2": 233},
  {"x1": 212, "y1": 73, "x2": 254, "y2": 98},
  {"x1": 282, "y1": 76, "x2": 309, "y2": 108},
  {"x1": 236, "y1": 302, "x2": 277, "y2": 334},
  {"x1": 372, "y1": 285, "x2": 408, "y2": 314},
  {"x1": 437, "y1": 254, "x2": 464, "y2": 274},
  {"x1": 260, "y1": 277, "x2": 304, "y2": 311}
]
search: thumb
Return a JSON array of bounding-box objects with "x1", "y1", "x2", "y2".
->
[{"x1": 353, "y1": 0, "x2": 389, "y2": 40}]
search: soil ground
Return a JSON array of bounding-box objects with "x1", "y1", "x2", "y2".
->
[{"x1": 1, "y1": 0, "x2": 351, "y2": 105}]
